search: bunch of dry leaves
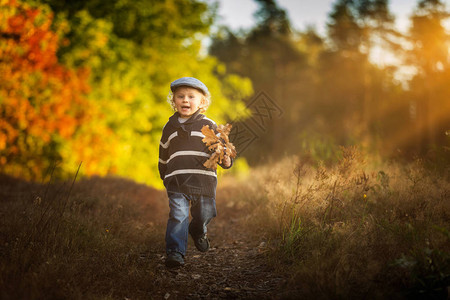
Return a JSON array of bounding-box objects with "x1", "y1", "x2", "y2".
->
[{"x1": 201, "y1": 124, "x2": 237, "y2": 170}]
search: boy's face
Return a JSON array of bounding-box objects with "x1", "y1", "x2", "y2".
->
[{"x1": 173, "y1": 86, "x2": 205, "y2": 118}]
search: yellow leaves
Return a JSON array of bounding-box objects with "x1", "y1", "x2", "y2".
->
[{"x1": 201, "y1": 124, "x2": 237, "y2": 170}]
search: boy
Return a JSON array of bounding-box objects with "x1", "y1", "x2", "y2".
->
[{"x1": 158, "y1": 77, "x2": 232, "y2": 268}]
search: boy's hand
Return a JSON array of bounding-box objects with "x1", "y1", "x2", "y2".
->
[{"x1": 222, "y1": 155, "x2": 231, "y2": 168}]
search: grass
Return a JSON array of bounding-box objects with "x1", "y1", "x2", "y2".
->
[
  {"x1": 0, "y1": 172, "x2": 167, "y2": 299},
  {"x1": 221, "y1": 147, "x2": 450, "y2": 299},
  {"x1": 1, "y1": 147, "x2": 448, "y2": 299}
]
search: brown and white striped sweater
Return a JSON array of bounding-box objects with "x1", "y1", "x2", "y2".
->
[{"x1": 158, "y1": 109, "x2": 232, "y2": 198}]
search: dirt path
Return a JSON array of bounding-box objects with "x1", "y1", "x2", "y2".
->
[
  {"x1": 0, "y1": 175, "x2": 290, "y2": 299},
  {"x1": 150, "y1": 189, "x2": 288, "y2": 299}
]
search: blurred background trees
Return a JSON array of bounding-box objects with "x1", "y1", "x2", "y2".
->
[
  {"x1": 0, "y1": 0, "x2": 251, "y2": 185},
  {"x1": 210, "y1": 0, "x2": 450, "y2": 166},
  {"x1": 406, "y1": 0, "x2": 450, "y2": 154},
  {"x1": 0, "y1": 0, "x2": 449, "y2": 185}
]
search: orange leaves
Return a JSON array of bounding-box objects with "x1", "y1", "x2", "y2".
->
[
  {"x1": 0, "y1": 0, "x2": 95, "y2": 180},
  {"x1": 201, "y1": 124, "x2": 237, "y2": 170},
  {"x1": 0, "y1": 119, "x2": 17, "y2": 151},
  {"x1": 7, "y1": 14, "x2": 26, "y2": 33},
  {"x1": 3, "y1": 3, "x2": 58, "y2": 70}
]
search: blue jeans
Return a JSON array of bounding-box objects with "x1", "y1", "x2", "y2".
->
[{"x1": 165, "y1": 192, "x2": 217, "y2": 256}]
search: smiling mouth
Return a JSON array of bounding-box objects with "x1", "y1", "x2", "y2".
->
[{"x1": 181, "y1": 106, "x2": 190, "y2": 109}]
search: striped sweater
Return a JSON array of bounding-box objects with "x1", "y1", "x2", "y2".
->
[{"x1": 158, "y1": 109, "x2": 232, "y2": 198}]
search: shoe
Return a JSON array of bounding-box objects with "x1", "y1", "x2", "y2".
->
[
  {"x1": 165, "y1": 252, "x2": 184, "y2": 268},
  {"x1": 192, "y1": 234, "x2": 210, "y2": 252}
]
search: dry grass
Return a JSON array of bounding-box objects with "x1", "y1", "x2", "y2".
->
[
  {"x1": 0, "y1": 173, "x2": 167, "y2": 299},
  {"x1": 1, "y1": 147, "x2": 448, "y2": 299},
  {"x1": 222, "y1": 147, "x2": 450, "y2": 299}
]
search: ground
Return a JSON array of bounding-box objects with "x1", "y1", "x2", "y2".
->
[
  {"x1": 150, "y1": 187, "x2": 288, "y2": 299},
  {"x1": 0, "y1": 174, "x2": 295, "y2": 299}
]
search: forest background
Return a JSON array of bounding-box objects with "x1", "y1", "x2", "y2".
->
[{"x1": 0, "y1": 0, "x2": 449, "y2": 186}]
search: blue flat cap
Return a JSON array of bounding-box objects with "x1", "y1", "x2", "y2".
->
[{"x1": 170, "y1": 77, "x2": 209, "y2": 96}]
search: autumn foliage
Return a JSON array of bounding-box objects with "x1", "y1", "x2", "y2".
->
[
  {"x1": 201, "y1": 124, "x2": 237, "y2": 170},
  {"x1": 0, "y1": 0, "x2": 94, "y2": 179},
  {"x1": 0, "y1": 0, "x2": 251, "y2": 184}
]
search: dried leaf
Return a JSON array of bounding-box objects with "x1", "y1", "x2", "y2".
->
[
  {"x1": 201, "y1": 125, "x2": 219, "y2": 146},
  {"x1": 203, "y1": 152, "x2": 220, "y2": 169},
  {"x1": 201, "y1": 124, "x2": 237, "y2": 169}
]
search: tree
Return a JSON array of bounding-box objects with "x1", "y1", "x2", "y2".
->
[
  {"x1": 319, "y1": 0, "x2": 399, "y2": 147},
  {"x1": 406, "y1": 0, "x2": 450, "y2": 153},
  {"x1": 210, "y1": 0, "x2": 312, "y2": 162},
  {"x1": 0, "y1": 0, "x2": 252, "y2": 185},
  {"x1": 47, "y1": 0, "x2": 252, "y2": 186},
  {"x1": 0, "y1": 0, "x2": 93, "y2": 179},
  {"x1": 209, "y1": 0, "x2": 449, "y2": 162}
]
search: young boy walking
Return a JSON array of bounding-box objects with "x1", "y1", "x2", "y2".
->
[{"x1": 158, "y1": 77, "x2": 232, "y2": 268}]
